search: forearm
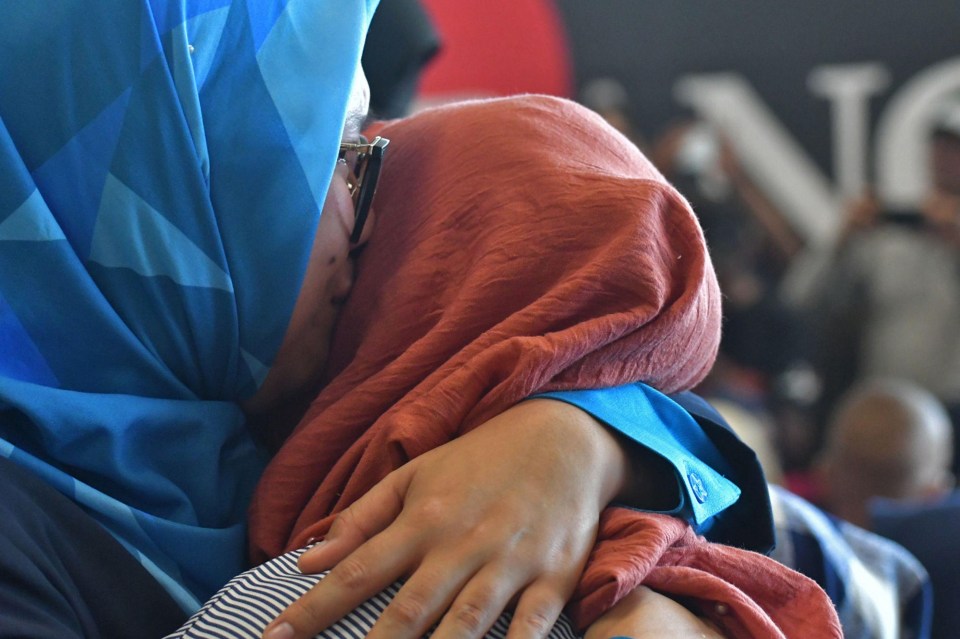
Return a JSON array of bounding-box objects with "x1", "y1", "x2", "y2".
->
[{"x1": 584, "y1": 586, "x2": 727, "y2": 639}]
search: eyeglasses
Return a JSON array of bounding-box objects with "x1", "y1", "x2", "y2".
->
[{"x1": 338, "y1": 135, "x2": 389, "y2": 244}]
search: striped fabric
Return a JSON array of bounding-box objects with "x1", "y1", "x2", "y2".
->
[{"x1": 168, "y1": 547, "x2": 581, "y2": 639}]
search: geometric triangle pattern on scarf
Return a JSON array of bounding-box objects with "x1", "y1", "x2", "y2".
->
[
  {"x1": 0, "y1": 190, "x2": 66, "y2": 242},
  {"x1": 90, "y1": 174, "x2": 234, "y2": 291}
]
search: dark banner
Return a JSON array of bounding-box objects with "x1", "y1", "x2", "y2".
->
[{"x1": 556, "y1": 0, "x2": 960, "y2": 242}]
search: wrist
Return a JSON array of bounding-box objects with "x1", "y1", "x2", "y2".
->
[
  {"x1": 524, "y1": 398, "x2": 678, "y2": 511},
  {"x1": 612, "y1": 433, "x2": 679, "y2": 510}
]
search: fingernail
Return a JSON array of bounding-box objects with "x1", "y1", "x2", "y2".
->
[
  {"x1": 263, "y1": 621, "x2": 294, "y2": 639},
  {"x1": 300, "y1": 539, "x2": 327, "y2": 560}
]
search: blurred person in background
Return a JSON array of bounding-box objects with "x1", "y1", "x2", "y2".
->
[
  {"x1": 817, "y1": 379, "x2": 958, "y2": 639},
  {"x1": 361, "y1": 0, "x2": 440, "y2": 119},
  {"x1": 715, "y1": 397, "x2": 933, "y2": 639},
  {"x1": 806, "y1": 100, "x2": 960, "y2": 473}
]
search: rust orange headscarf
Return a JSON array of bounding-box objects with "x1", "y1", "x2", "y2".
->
[
  {"x1": 250, "y1": 94, "x2": 720, "y2": 554},
  {"x1": 249, "y1": 96, "x2": 839, "y2": 638}
]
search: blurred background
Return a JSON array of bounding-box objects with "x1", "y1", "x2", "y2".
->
[
  {"x1": 365, "y1": 0, "x2": 960, "y2": 471},
  {"x1": 362, "y1": 3, "x2": 960, "y2": 636}
]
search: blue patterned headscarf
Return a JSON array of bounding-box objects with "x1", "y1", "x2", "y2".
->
[{"x1": 0, "y1": 0, "x2": 377, "y2": 612}]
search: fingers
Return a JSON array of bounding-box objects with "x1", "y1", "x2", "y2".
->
[
  {"x1": 297, "y1": 465, "x2": 410, "y2": 574},
  {"x1": 264, "y1": 531, "x2": 411, "y2": 639},
  {"x1": 504, "y1": 579, "x2": 570, "y2": 639},
  {"x1": 364, "y1": 556, "x2": 481, "y2": 639},
  {"x1": 425, "y1": 565, "x2": 520, "y2": 639},
  {"x1": 423, "y1": 563, "x2": 569, "y2": 639},
  {"x1": 265, "y1": 468, "x2": 415, "y2": 639}
]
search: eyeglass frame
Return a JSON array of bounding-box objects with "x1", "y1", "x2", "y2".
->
[{"x1": 338, "y1": 135, "x2": 389, "y2": 244}]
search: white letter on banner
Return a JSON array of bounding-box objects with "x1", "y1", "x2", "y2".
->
[
  {"x1": 808, "y1": 63, "x2": 891, "y2": 200},
  {"x1": 674, "y1": 73, "x2": 841, "y2": 247},
  {"x1": 875, "y1": 57, "x2": 960, "y2": 209}
]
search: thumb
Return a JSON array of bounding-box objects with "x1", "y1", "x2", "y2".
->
[{"x1": 297, "y1": 463, "x2": 413, "y2": 573}]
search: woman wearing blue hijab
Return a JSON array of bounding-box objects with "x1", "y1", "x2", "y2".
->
[
  {"x1": 0, "y1": 0, "x2": 377, "y2": 632},
  {"x1": 0, "y1": 1, "x2": 773, "y2": 637}
]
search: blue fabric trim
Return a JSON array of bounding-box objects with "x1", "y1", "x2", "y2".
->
[{"x1": 536, "y1": 383, "x2": 741, "y2": 527}]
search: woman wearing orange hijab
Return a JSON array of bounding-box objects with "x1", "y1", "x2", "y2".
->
[{"x1": 171, "y1": 96, "x2": 839, "y2": 639}]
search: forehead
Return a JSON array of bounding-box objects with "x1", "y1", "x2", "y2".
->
[{"x1": 342, "y1": 66, "x2": 370, "y2": 141}]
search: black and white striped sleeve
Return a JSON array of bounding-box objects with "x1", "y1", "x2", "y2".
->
[{"x1": 166, "y1": 547, "x2": 582, "y2": 639}]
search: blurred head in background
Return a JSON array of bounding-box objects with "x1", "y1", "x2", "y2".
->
[{"x1": 817, "y1": 378, "x2": 955, "y2": 527}]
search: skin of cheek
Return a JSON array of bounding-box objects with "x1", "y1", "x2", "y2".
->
[
  {"x1": 241, "y1": 176, "x2": 359, "y2": 417},
  {"x1": 242, "y1": 67, "x2": 370, "y2": 419}
]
